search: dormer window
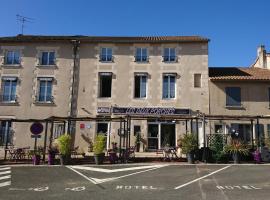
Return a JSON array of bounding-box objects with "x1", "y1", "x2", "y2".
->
[
  {"x1": 5, "y1": 51, "x2": 20, "y2": 65},
  {"x1": 40, "y1": 51, "x2": 55, "y2": 65}
]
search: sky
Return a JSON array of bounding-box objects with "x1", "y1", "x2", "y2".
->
[{"x1": 0, "y1": 0, "x2": 270, "y2": 67}]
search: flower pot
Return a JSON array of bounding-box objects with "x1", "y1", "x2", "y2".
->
[
  {"x1": 94, "y1": 153, "x2": 105, "y2": 165},
  {"x1": 109, "y1": 152, "x2": 117, "y2": 164},
  {"x1": 232, "y1": 153, "x2": 240, "y2": 164},
  {"x1": 187, "y1": 152, "x2": 195, "y2": 164},
  {"x1": 59, "y1": 154, "x2": 70, "y2": 165},
  {"x1": 33, "y1": 155, "x2": 41, "y2": 165},
  {"x1": 136, "y1": 144, "x2": 140, "y2": 152},
  {"x1": 48, "y1": 153, "x2": 55, "y2": 165}
]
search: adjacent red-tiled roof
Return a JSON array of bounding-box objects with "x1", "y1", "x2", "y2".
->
[
  {"x1": 209, "y1": 67, "x2": 270, "y2": 81},
  {"x1": 0, "y1": 35, "x2": 209, "y2": 43}
]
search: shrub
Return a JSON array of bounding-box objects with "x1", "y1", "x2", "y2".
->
[
  {"x1": 57, "y1": 134, "x2": 72, "y2": 156},
  {"x1": 209, "y1": 134, "x2": 227, "y2": 162},
  {"x1": 93, "y1": 135, "x2": 106, "y2": 155},
  {"x1": 224, "y1": 139, "x2": 249, "y2": 156},
  {"x1": 179, "y1": 134, "x2": 198, "y2": 154}
]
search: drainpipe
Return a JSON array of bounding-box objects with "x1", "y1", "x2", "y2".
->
[{"x1": 69, "y1": 40, "x2": 80, "y2": 141}]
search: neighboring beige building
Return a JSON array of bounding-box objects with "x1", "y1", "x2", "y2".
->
[
  {"x1": 209, "y1": 46, "x2": 270, "y2": 144},
  {"x1": 0, "y1": 36, "x2": 76, "y2": 148},
  {"x1": 0, "y1": 35, "x2": 210, "y2": 152}
]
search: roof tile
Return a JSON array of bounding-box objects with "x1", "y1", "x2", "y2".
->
[{"x1": 209, "y1": 67, "x2": 270, "y2": 81}]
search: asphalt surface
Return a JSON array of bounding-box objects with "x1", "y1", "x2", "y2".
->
[{"x1": 0, "y1": 164, "x2": 270, "y2": 200}]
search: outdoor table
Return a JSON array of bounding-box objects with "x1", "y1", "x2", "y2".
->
[{"x1": 5, "y1": 147, "x2": 30, "y2": 161}]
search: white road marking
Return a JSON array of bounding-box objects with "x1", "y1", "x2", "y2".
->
[
  {"x1": 0, "y1": 175, "x2": 11, "y2": 181},
  {"x1": 67, "y1": 165, "x2": 168, "y2": 184},
  {"x1": 0, "y1": 181, "x2": 11, "y2": 187},
  {"x1": 90, "y1": 166, "x2": 166, "y2": 184},
  {"x1": 0, "y1": 170, "x2": 11, "y2": 175},
  {"x1": 0, "y1": 167, "x2": 11, "y2": 171},
  {"x1": 67, "y1": 166, "x2": 99, "y2": 184},
  {"x1": 70, "y1": 164, "x2": 166, "y2": 173},
  {"x1": 174, "y1": 165, "x2": 232, "y2": 190}
]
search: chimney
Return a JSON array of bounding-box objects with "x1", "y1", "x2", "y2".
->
[{"x1": 257, "y1": 45, "x2": 266, "y2": 68}]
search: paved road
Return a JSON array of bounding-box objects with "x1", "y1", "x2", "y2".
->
[{"x1": 0, "y1": 164, "x2": 270, "y2": 200}]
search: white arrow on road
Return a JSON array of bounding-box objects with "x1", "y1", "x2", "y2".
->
[
  {"x1": 70, "y1": 164, "x2": 166, "y2": 173},
  {"x1": 68, "y1": 164, "x2": 168, "y2": 184}
]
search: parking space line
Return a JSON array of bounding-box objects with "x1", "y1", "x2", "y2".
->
[
  {"x1": 91, "y1": 165, "x2": 167, "y2": 184},
  {"x1": 174, "y1": 165, "x2": 231, "y2": 190},
  {"x1": 66, "y1": 166, "x2": 98, "y2": 185},
  {"x1": 70, "y1": 165, "x2": 166, "y2": 173}
]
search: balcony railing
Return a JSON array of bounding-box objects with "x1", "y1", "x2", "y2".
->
[
  {"x1": 134, "y1": 56, "x2": 149, "y2": 62},
  {"x1": 162, "y1": 56, "x2": 178, "y2": 63},
  {"x1": 35, "y1": 95, "x2": 55, "y2": 104},
  {"x1": 99, "y1": 55, "x2": 114, "y2": 62},
  {"x1": 0, "y1": 95, "x2": 18, "y2": 103}
]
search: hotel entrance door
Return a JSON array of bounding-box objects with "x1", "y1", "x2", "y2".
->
[
  {"x1": 160, "y1": 124, "x2": 175, "y2": 148},
  {"x1": 147, "y1": 122, "x2": 176, "y2": 150}
]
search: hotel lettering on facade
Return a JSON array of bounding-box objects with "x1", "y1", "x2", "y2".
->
[{"x1": 0, "y1": 35, "x2": 269, "y2": 152}]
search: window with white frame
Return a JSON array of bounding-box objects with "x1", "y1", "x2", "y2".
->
[
  {"x1": 162, "y1": 74, "x2": 176, "y2": 99},
  {"x1": 163, "y1": 48, "x2": 176, "y2": 62},
  {"x1": 5, "y1": 50, "x2": 20, "y2": 65},
  {"x1": 100, "y1": 48, "x2": 113, "y2": 62},
  {"x1": 0, "y1": 121, "x2": 12, "y2": 146},
  {"x1": 135, "y1": 48, "x2": 148, "y2": 62},
  {"x1": 1, "y1": 77, "x2": 17, "y2": 102},
  {"x1": 99, "y1": 72, "x2": 112, "y2": 98},
  {"x1": 134, "y1": 73, "x2": 147, "y2": 98},
  {"x1": 53, "y1": 123, "x2": 65, "y2": 139},
  {"x1": 40, "y1": 51, "x2": 55, "y2": 65},
  {"x1": 37, "y1": 78, "x2": 53, "y2": 102}
]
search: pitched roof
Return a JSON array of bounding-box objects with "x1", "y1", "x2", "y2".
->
[
  {"x1": 209, "y1": 67, "x2": 270, "y2": 81},
  {"x1": 0, "y1": 35, "x2": 209, "y2": 43}
]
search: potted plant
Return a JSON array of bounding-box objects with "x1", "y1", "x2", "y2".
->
[
  {"x1": 224, "y1": 139, "x2": 249, "y2": 164},
  {"x1": 108, "y1": 142, "x2": 118, "y2": 164},
  {"x1": 57, "y1": 134, "x2": 72, "y2": 165},
  {"x1": 135, "y1": 133, "x2": 141, "y2": 152},
  {"x1": 93, "y1": 135, "x2": 106, "y2": 165},
  {"x1": 179, "y1": 134, "x2": 198, "y2": 164},
  {"x1": 48, "y1": 144, "x2": 58, "y2": 165}
]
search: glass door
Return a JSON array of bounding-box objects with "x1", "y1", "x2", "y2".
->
[
  {"x1": 147, "y1": 124, "x2": 159, "y2": 150},
  {"x1": 160, "y1": 124, "x2": 175, "y2": 148},
  {"x1": 0, "y1": 121, "x2": 12, "y2": 146}
]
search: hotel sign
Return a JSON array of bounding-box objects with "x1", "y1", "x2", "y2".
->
[{"x1": 97, "y1": 107, "x2": 190, "y2": 115}]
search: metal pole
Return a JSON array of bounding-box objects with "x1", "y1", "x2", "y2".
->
[
  {"x1": 256, "y1": 118, "x2": 260, "y2": 147},
  {"x1": 49, "y1": 120, "x2": 54, "y2": 149},
  {"x1": 196, "y1": 118, "x2": 199, "y2": 147},
  {"x1": 251, "y1": 119, "x2": 254, "y2": 149},
  {"x1": 202, "y1": 114, "x2": 207, "y2": 163},
  {"x1": 63, "y1": 121, "x2": 66, "y2": 133},
  {"x1": 127, "y1": 116, "x2": 131, "y2": 149},
  {"x1": 43, "y1": 121, "x2": 48, "y2": 162},
  {"x1": 4, "y1": 120, "x2": 11, "y2": 160},
  {"x1": 190, "y1": 119, "x2": 193, "y2": 134},
  {"x1": 185, "y1": 120, "x2": 188, "y2": 134},
  {"x1": 119, "y1": 119, "x2": 122, "y2": 161}
]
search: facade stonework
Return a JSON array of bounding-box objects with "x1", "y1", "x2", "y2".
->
[{"x1": 0, "y1": 35, "x2": 269, "y2": 153}]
